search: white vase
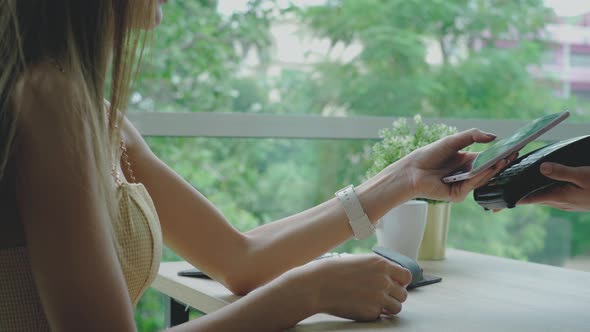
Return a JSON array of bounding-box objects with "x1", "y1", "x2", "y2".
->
[{"x1": 375, "y1": 200, "x2": 428, "y2": 261}]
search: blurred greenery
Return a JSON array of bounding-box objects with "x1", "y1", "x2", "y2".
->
[
  {"x1": 131, "y1": 0, "x2": 590, "y2": 330},
  {"x1": 296, "y1": 0, "x2": 576, "y2": 119}
]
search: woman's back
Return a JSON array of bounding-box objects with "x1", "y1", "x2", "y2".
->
[
  {"x1": 0, "y1": 176, "x2": 163, "y2": 331},
  {"x1": 0, "y1": 67, "x2": 163, "y2": 330}
]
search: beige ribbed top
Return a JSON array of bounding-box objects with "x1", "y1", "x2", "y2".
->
[{"x1": 0, "y1": 183, "x2": 163, "y2": 331}]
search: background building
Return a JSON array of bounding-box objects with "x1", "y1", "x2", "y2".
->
[{"x1": 541, "y1": 12, "x2": 590, "y2": 101}]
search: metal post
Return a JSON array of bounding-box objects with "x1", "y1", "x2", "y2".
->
[{"x1": 165, "y1": 296, "x2": 189, "y2": 328}]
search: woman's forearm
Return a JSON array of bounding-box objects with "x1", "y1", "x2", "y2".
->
[
  {"x1": 234, "y1": 161, "x2": 414, "y2": 292},
  {"x1": 169, "y1": 270, "x2": 316, "y2": 332}
]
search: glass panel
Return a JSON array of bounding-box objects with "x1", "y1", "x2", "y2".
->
[{"x1": 134, "y1": 0, "x2": 589, "y2": 122}]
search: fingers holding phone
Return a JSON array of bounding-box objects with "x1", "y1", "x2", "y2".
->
[
  {"x1": 445, "y1": 152, "x2": 517, "y2": 202},
  {"x1": 401, "y1": 129, "x2": 514, "y2": 203}
]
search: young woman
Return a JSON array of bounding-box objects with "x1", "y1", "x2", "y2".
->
[{"x1": 0, "y1": 1, "x2": 512, "y2": 331}]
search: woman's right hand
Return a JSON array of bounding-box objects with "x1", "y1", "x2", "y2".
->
[
  {"x1": 290, "y1": 254, "x2": 412, "y2": 322},
  {"x1": 396, "y1": 128, "x2": 512, "y2": 203}
]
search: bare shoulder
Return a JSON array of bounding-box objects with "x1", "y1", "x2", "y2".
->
[
  {"x1": 12, "y1": 62, "x2": 81, "y2": 128},
  {"x1": 11, "y1": 63, "x2": 96, "y2": 177},
  {"x1": 121, "y1": 115, "x2": 156, "y2": 160}
]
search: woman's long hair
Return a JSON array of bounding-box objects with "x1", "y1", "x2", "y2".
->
[{"x1": 0, "y1": 0, "x2": 154, "y2": 225}]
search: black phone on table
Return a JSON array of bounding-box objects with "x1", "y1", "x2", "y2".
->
[{"x1": 177, "y1": 267, "x2": 211, "y2": 279}]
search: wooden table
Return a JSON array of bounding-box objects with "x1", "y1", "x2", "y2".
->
[{"x1": 152, "y1": 249, "x2": 590, "y2": 331}]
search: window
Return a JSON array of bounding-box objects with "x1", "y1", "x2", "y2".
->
[
  {"x1": 572, "y1": 89, "x2": 590, "y2": 102},
  {"x1": 571, "y1": 52, "x2": 590, "y2": 67},
  {"x1": 133, "y1": 1, "x2": 590, "y2": 330},
  {"x1": 542, "y1": 49, "x2": 558, "y2": 65}
]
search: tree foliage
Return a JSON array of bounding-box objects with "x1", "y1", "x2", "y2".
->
[{"x1": 297, "y1": 0, "x2": 575, "y2": 118}]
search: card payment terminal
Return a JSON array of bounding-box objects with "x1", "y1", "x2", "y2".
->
[{"x1": 474, "y1": 135, "x2": 590, "y2": 210}]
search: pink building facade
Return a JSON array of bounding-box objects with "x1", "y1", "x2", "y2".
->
[{"x1": 540, "y1": 12, "x2": 590, "y2": 101}]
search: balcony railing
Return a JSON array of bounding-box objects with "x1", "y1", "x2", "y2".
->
[{"x1": 128, "y1": 112, "x2": 590, "y2": 141}]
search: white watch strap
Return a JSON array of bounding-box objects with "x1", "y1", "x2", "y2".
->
[{"x1": 335, "y1": 185, "x2": 375, "y2": 240}]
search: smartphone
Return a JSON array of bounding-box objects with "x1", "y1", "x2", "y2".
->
[
  {"x1": 177, "y1": 267, "x2": 211, "y2": 279},
  {"x1": 441, "y1": 111, "x2": 570, "y2": 183}
]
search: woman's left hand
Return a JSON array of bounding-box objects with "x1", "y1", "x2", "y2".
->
[{"x1": 398, "y1": 128, "x2": 516, "y2": 203}]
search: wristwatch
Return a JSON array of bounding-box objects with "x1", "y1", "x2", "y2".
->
[{"x1": 335, "y1": 185, "x2": 375, "y2": 240}]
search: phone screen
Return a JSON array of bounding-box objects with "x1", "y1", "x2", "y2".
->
[{"x1": 471, "y1": 112, "x2": 568, "y2": 171}]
